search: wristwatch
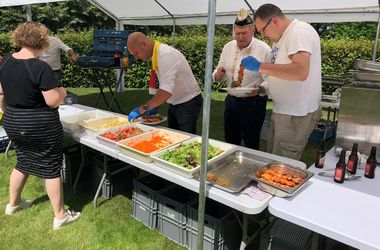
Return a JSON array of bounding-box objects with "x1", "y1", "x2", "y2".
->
[
  {"x1": 258, "y1": 85, "x2": 265, "y2": 95},
  {"x1": 142, "y1": 104, "x2": 150, "y2": 111}
]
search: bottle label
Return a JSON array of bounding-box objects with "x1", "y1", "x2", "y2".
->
[
  {"x1": 122, "y1": 56, "x2": 129, "y2": 67},
  {"x1": 347, "y1": 160, "x2": 354, "y2": 172},
  {"x1": 334, "y1": 168, "x2": 344, "y2": 181},
  {"x1": 365, "y1": 163, "x2": 371, "y2": 175},
  {"x1": 318, "y1": 156, "x2": 325, "y2": 168}
]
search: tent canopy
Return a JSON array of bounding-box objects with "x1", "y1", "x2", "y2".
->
[
  {"x1": 87, "y1": 0, "x2": 379, "y2": 25},
  {"x1": 0, "y1": 0, "x2": 65, "y2": 7}
]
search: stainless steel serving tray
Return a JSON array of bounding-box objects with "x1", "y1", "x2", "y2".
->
[
  {"x1": 250, "y1": 164, "x2": 314, "y2": 197},
  {"x1": 350, "y1": 70, "x2": 380, "y2": 82},
  {"x1": 352, "y1": 80, "x2": 380, "y2": 89},
  {"x1": 355, "y1": 59, "x2": 380, "y2": 72},
  {"x1": 194, "y1": 150, "x2": 276, "y2": 193}
]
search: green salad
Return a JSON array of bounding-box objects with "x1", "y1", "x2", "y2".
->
[{"x1": 159, "y1": 141, "x2": 223, "y2": 169}]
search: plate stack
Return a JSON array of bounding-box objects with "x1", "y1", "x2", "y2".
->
[{"x1": 350, "y1": 59, "x2": 380, "y2": 89}]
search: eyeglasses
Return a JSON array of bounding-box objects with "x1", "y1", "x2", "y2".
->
[{"x1": 258, "y1": 18, "x2": 273, "y2": 34}]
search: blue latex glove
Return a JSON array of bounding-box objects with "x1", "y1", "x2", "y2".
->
[
  {"x1": 241, "y1": 56, "x2": 262, "y2": 72},
  {"x1": 128, "y1": 107, "x2": 141, "y2": 121},
  {"x1": 145, "y1": 108, "x2": 158, "y2": 116}
]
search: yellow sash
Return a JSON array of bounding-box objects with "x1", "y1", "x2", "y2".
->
[{"x1": 152, "y1": 40, "x2": 160, "y2": 71}]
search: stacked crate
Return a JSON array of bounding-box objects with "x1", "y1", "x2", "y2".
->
[
  {"x1": 259, "y1": 218, "x2": 313, "y2": 250},
  {"x1": 76, "y1": 29, "x2": 134, "y2": 67},
  {"x1": 0, "y1": 127, "x2": 9, "y2": 153},
  {"x1": 91, "y1": 154, "x2": 131, "y2": 199},
  {"x1": 132, "y1": 175, "x2": 173, "y2": 229},
  {"x1": 157, "y1": 186, "x2": 198, "y2": 246},
  {"x1": 186, "y1": 199, "x2": 242, "y2": 250}
]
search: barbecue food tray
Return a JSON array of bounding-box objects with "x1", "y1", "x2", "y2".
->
[
  {"x1": 251, "y1": 164, "x2": 314, "y2": 197},
  {"x1": 151, "y1": 137, "x2": 236, "y2": 178},
  {"x1": 95, "y1": 123, "x2": 155, "y2": 149},
  {"x1": 117, "y1": 129, "x2": 191, "y2": 162}
]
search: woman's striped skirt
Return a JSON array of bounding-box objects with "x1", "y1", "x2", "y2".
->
[{"x1": 3, "y1": 106, "x2": 64, "y2": 179}]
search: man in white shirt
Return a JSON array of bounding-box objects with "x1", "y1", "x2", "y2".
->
[
  {"x1": 213, "y1": 9, "x2": 272, "y2": 150},
  {"x1": 242, "y1": 3, "x2": 322, "y2": 160},
  {"x1": 127, "y1": 32, "x2": 202, "y2": 134},
  {"x1": 39, "y1": 36, "x2": 78, "y2": 83}
]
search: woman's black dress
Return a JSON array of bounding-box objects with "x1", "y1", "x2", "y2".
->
[{"x1": 0, "y1": 56, "x2": 63, "y2": 179}]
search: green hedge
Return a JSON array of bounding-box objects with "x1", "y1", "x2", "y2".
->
[{"x1": 0, "y1": 31, "x2": 378, "y2": 92}]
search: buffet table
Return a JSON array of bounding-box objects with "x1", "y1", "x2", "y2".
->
[
  {"x1": 59, "y1": 104, "x2": 307, "y2": 249},
  {"x1": 269, "y1": 147, "x2": 380, "y2": 250}
]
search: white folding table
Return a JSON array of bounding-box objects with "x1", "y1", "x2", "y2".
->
[
  {"x1": 59, "y1": 104, "x2": 308, "y2": 249},
  {"x1": 269, "y1": 147, "x2": 380, "y2": 250}
]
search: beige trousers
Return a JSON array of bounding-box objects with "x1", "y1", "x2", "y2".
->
[{"x1": 267, "y1": 109, "x2": 322, "y2": 160}]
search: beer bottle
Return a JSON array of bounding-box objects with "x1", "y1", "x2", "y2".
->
[
  {"x1": 314, "y1": 141, "x2": 325, "y2": 169},
  {"x1": 122, "y1": 46, "x2": 129, "y2": 67},
  {"x1": 334, "y1": 150, "x2": 346, "y2": 183},
  {"x1": 347, "y1": 143, "x2": 358, "y2": 175},
  {"x1": 364, "y1": 146, "x2": 377, "y2": 179},
  {"x1": 114, "y1": 42, "x2": 121, "y2": 66}
]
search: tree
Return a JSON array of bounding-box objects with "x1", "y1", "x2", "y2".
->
[{"x1": 0, "y1": 0, "x2": 114, "y2": 33}]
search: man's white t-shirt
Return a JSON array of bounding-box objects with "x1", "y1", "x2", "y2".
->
[
  {"x1": 156, "y1": 44, "x2": 201, "y2": 105},
  {"x1": 265, "y1": 19, "x2": 321, "y2": 116}
]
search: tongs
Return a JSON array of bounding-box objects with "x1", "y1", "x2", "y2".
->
[{"x1": 318, "y1": 171, "x2": 361, "y2": 180}]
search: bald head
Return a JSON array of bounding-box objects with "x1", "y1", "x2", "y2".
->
[{"x1": 127, "y1": 32, "x2": 154, "y2": 60}]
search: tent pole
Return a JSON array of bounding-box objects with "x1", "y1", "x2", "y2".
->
[
  {"x1": 372, "y1": 3, "x2": 380, "y2": 61},
  {"x1": 26, "y1": 4, "x2": 32, "y2": 21},
  {"x1": 244, "y1": 0, "x2": 255, "y2": 15},
  {"x1": 116, "y1": 20, "x2": 124, "y2": 93},
  {"x1": 153, "y1": 0, "x2": 176, "y2": 46},
  {"x1": 197, "y1": 0, "x2": 216, "y2": 249}
]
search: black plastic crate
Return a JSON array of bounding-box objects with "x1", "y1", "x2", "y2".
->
[
  {"x1": 132, "y1": 175, "x2": 174, "y2": 229},
  {"x1": 259, "y1": 219, "x2": 313, "y2": 250},
  {"x1": 308, "y1": 119, "x2": 336, "y2": 144},
  {"x1": 93, "y1": 29, "x2": 132, "y2": 53},
  {"x1": 90, "y1": 155, "x2": 131, "y2": 199},
  {"x1": 61, "y1": 143, "x2": 82, "y2": 187},
  {"x1": 0, "y1": 135, "x2": 10, "y2": 153},
  {"x1": 76, "y1": 56, "x2": 115, "y2": 67},
  {"x1": 186, "y1": 199, "x2": 242, "y2": 250},
  {"x1": 132, "y1": 198, "x2": 157, "y2": 229},
  {"x1": 157, "y1": 185, "x2": 198, "y2": 246},
  {"x1": 133, "y1": 175, "x2": 173, "y2": 209}
]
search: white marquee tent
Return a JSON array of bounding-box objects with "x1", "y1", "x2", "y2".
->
[
  {"x1": 1, "y1": 1, "x2": 379, "y2": 248},
  {"x1": 87, "y1": 0, "x2": 379, "y2": 25},
  {"x1": 2, "y1": 0, "x2": 379, "y2": 22}
]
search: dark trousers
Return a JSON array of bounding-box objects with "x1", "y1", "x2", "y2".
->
[
  {"x1": 224, "y1": 94, "x2": 267, "y2": 150},
  {"x1": 53, "y1": 69, "x2": 61, "y2": 83},
  {"x1": 168, "y1": 94, "x2": 202, "y2": 134}
]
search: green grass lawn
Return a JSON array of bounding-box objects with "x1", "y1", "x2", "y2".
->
[{"x1": 0, "y1": 87, "x2": 335, "y2": 249}]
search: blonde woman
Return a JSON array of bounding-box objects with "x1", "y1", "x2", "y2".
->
[{"x1": 0, "y1": 22, "x2": 80, "y2": 230}]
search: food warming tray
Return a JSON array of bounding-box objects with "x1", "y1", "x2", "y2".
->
[
  {"x1": 194, "y1": 150, "x2": 276, "y2": 193},
  {"x1": 151, "y1": 137, "x2": 236, "y2": 178},
  {"x1": 117, "y1": 129, "x2": 191, "y2": 162},
  {"x1": 60, "y1": 110, "x2": 114, "y2": 132},
  {"x1": 250, "y1": 164, "x2": 314, "y2": 197},
  {"x1": 95, "y1": 123, "x2": 156, "y2": 149},
  {"x1": 78, "y1": 115, "x2": 131, "y2": 132}
]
